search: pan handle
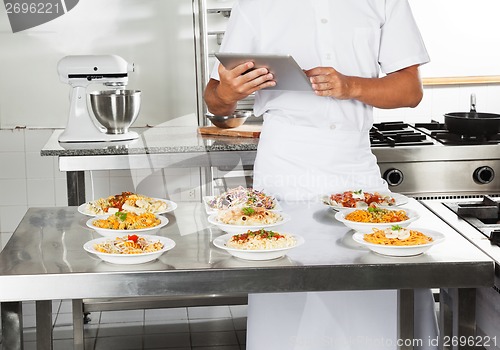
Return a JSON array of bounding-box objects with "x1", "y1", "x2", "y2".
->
[{"x1": 470, "y1": 93, "x2": 477, "y2": 113}]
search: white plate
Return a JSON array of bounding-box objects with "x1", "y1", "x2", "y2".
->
[
  {"x1": 83, "y1": 235, "x2": 176, "y2": 264},
  {"x1": 203, "y1": 196, "x2": 282, "y2": 215},
  {"x1": 351, "y1": 228, "x2": 445, "y2": 257},
  {"x1": 213, "y1": 233, "x2": 304, "y2": 260},
  {"x1": 322, "y1": 192, "x2": 409, "y2": 211},
  {"x1": 78, "y1": 198, "x2": 177, "y2": 217},
  {"x1": 86, "y1": 215, "x2": 169, "y2": 237},
  {"x1": 207, "y1": 212, "x2": 291, "y2": 234},
  {"x1": 334, "y1": 208, "x2": 420, "y2": 234}
]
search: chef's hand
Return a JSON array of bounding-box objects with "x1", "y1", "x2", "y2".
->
[
  {"x1": 304, "y1": 65, "x2": 424, "y2": 109},
  {"x1": 305, "y1": 67, "x2": 352, "y2": 99},
  {"x1": 204, "y1": 62, "x2": 275, "y2": 116}
]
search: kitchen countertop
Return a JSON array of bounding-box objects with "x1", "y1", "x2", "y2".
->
[
  {"x1": 0, "y1": 199, "x2": 494, "y2": 349},
  {"x1": 0, "y1": 199, "x2": 493, "y2": 301},
  {"x1": 41, "y1": 126, "x2": 259, "y2": 157}
]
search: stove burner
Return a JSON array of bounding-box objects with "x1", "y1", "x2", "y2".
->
[
  {"x1": 415, "y1": 121, "x2": 500, "y2": 145},
  {"x1": 370, "y1": 122, "x2": 433, "y2": 147},
  {"x1": 456, "y1": 196, "x2": 500, "y2": 224},
  {"x1": 489, "y1": 230, "x2": 500, "y2": 247}
]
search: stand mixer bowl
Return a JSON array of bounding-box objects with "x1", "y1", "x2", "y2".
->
[{"x1": 89, "y1": 90, "x2": 141, "y2": 134}]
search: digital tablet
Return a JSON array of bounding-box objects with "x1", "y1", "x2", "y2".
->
[{"x1": 214, "y1": 53, "x2": 313, "y2": 92}]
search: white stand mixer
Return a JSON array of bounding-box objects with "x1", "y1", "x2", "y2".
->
[{"x1": 57, "y1": 55, "x2": 140, "y2": 143}]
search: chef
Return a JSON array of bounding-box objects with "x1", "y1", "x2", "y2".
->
[{"x1": 204, "y1": 1, "x2": 435, "y2": 349}]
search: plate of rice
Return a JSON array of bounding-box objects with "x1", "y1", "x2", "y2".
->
[
  {"x1": 213, "y1": 229, "x2": 304, "y2": 260},
  {"x1": 86, "y1": 212, "x2": 169, "y2": 237},
  {"x1": 335, "y1": 207, "x2": 420, "y2": 233},
  {"x1": 207, "y1": 207, "x2": 290, "y2": 234},
  {"x1": 84, "y1": 234, "x2": 175, "y2": 264},
  {"x1": 352, "y1": 227, "x2": 445, "y2": 257}
]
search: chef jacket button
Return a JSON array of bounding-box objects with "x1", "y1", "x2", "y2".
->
[
  {"x1": 326, "y1": 53, "x2": 332, "y2": 60},
  {"x1": 321, "y1": 18, "x2": 328, "y2": 24},
  {"x1": 329, "y1": 124, "x2": 336, "y2": 130}
]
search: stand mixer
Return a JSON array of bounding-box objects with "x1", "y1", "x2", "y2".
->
[{"x1": 57, "y1": 55, "x2": 140, "y2": 143}]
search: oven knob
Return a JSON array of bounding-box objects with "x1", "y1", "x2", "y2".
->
[
  {"x1": 473, "y1": 166, "x2": 495, "y2": 184},
  {"x1": 383, "y1": 168, "x2": 404, "y2": 186}
]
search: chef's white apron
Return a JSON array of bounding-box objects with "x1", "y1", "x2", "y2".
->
[
  {"x1": 248, "y1": 117, "x2": 438, "y2": 350},
  {"x1": 253, "y1": 116, "x2": 388, "y2": 202}
]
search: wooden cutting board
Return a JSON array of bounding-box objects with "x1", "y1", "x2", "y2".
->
[{"x1": 198, "y1": 125, "x2": 262, "y2": 138}]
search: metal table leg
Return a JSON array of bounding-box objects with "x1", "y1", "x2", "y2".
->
[
  {"x1": 35, "y1": 301, "x2": 52, "y2": 350},
  {"x1": 72, "y1": 299, "x2": 85, "y2": 350},
  {"x1": 1, "y1": 302, "x2": 24, "y2": 350},
  {"x1": 439, "y1": 288, "x2": 477, "y2": 350},
  {"x1": 66, "y1": 171, "x2": 86, "y2": 206},
  {"x1": 398, "y1": 289, "x2": 415, "y2": 350}
]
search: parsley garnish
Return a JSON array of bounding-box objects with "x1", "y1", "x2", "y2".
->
[
  {"x1": 115, "y1": 211, "x2": 127, "y2": 221},
  {"x1": 242, "y1": 207, "x2": 255, "y2": 215}
]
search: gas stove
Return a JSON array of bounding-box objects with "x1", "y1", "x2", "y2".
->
[
  {"x1": 371, "y1": 121, "x2": 500, "y2": 198},
  {"x1": 371, "y1": 120, "x2": 500, "y2": 147}
]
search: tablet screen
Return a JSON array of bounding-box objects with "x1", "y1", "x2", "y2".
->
[{"x1": 215, "y1": 53, "x2": 313, "y2": 92}]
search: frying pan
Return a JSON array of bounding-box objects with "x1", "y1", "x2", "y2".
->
[{"x1": 444, "y1": 94, "x2": 500, "y2": 137}]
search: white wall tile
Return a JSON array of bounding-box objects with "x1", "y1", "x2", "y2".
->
[
  {"x1": 26, "y1": 179, "x2": 56, "y2": 207},
  {"x1": 0, "y1": 179, "x2": 27, "y2": 206},
  {"x1": 0, "y1": 153, "x2": 26, "y2": 179},
  {"x1": 0, "y1": 129, "x2": 25, "y2": 152},
  {"x1": 24, "y1": 129, "x2": 53, "y2": 152},
  {"x1": 26, "y1": 152, "x2": 54, "y2": 179}
]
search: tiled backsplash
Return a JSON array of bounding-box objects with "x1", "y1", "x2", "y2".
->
[{"x1": 2, "y1": 83, "x2": 500, "y2": 249}]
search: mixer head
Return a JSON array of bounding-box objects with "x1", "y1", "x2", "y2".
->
[{"x1": 57, "y1": 55, "x2": 134, "y2": 86}]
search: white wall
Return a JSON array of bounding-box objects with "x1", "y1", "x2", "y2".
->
[{"x1": 0, "y1": 0, "x2": 197, "y2": 129}]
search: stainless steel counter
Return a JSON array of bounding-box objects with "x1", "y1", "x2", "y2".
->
[
  {"x1": 41, "y1": 127, "x2": 259, "y2": 205},
  {"x1": 0, "y1": 199, "x2": 495, "y2": 349}
]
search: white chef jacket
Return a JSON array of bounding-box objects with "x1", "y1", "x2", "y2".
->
[
  {"x1": 211, "y1": 0, "x2": 430, "y2": 131},
  {"x1": 210, "y1": 2, "x2": 435, "y2": 349}
]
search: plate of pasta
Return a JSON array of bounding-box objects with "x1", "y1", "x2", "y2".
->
[
  {"x1": 203, "y1": 186, "x2": 280, "y2": 214},
  {"x1": 334, "y1": 207, "x2": 419, "y2": 234},
  {"x1": 84, "y1": 234, "x2": 176, "y2": 264},
  {"x1": 352, "y1": 227, "x2": 445, "y2": 257},
  {"x1": 86, "y1": 212, "x2": 169, "y2": 237},
  {"x1": 322, "y1": 190, "x2": 408, "y2": 210},
  {"x1": 213, "y1": 230, "x2": 304, "y2": 260},
  {"x1": 208, "y1": 207, "x2": 290, "y2": 234},
  {"x1": 78, "y1": 192, "x2": 177, "y2": 216}
]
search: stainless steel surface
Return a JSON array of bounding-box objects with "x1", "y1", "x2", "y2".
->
[
  {"x1": 398, "y1": 289, "x2": 414, "y2": 350},
  {"x1": 89, "y1": 89, "x2": 141, "y2": 135},
  {"x1": 0, "y1": 200, "x2": 493, "y2": 300},
  {"x1": 0, "y1": 200, "x2": 494, "y2": 349}
]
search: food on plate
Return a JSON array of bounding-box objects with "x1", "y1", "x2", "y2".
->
[
  {"x1": 85, "y1": 192, "x2": 168, "y2": 215},
  {"x1": 363, "y1": 226, "x2": 434, "y2": 246},
  {"x1": 344, "y1": 207, "x2": 409, "y2": 223},
  {"x1": 92, "y1": 212, "x2": 161, "y2": 230},
  {"x1": 207, "y1": 186, "x2": 277, "y2": 210},
  {"x1": 93, "y1": 235, "x2": 164, "y2": 254},
  {"x1": 226, "y1": 229, "x2": 297, "y2": 250},
  {"x1": 217, "y1": 206, "x2": 283, "y2": 226},
  {"x1": 325, "y1": 190, "x2": 396, "y2": 208}
]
